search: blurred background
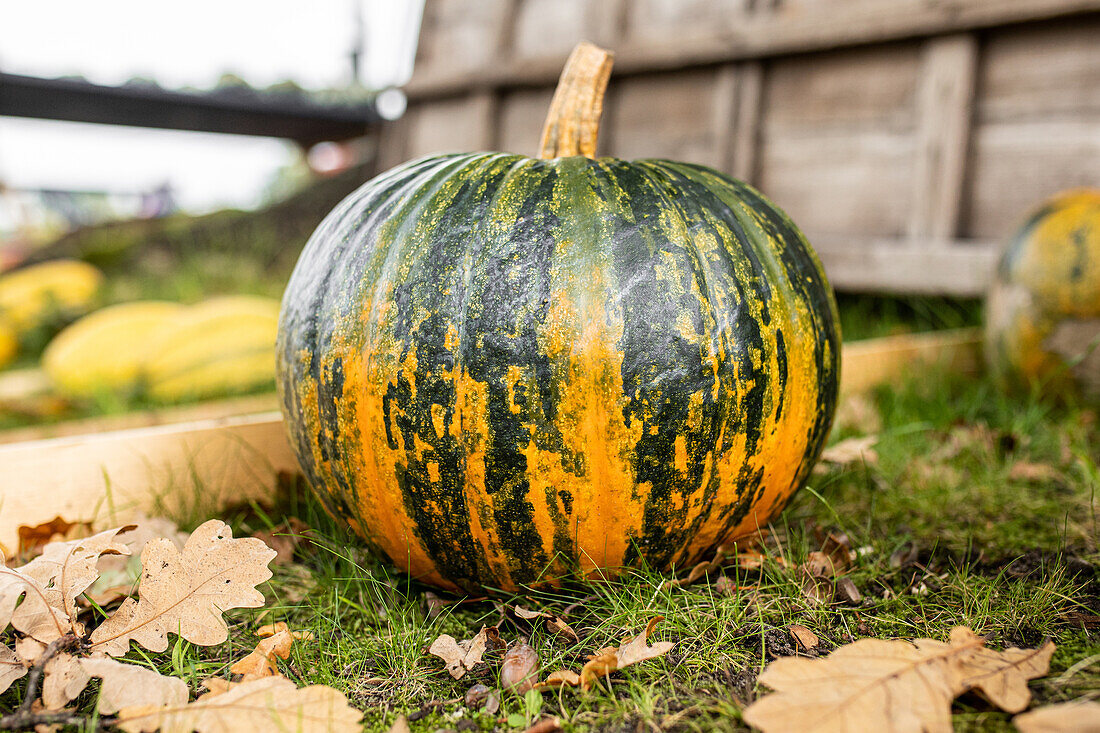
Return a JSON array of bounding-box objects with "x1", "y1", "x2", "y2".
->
[{"x1": 0, "y1": 0, "x2": 1097, "y2": 427}]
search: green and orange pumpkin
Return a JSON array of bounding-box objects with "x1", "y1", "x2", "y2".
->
[
  {"x1": 276, "y1": 44, "x2": 841, "y2": 592},
  {"x1": 985, "y1": 189, "x2": 1100, "y2": 400}
]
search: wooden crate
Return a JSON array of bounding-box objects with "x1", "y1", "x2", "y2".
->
[
  {"x1": 388, "y1": 0, "x2": 1100, "y2": 296},
  {"x1": 0, "y1": 331, "x2": 980, "y2": 551}
]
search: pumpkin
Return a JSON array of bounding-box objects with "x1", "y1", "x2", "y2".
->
[
  {"x1": 276, "y1": 43, "x2": 841, "y2": 592},
  {"x1": 985, "y1": 189, "x2": 1100, "y2": 399},
  {"x1": 0, "y1": 259, "x2": 104, "y2": 335},
  {"x1": 144, "y1": 296, "x2": 281, "y2": 402},
  {"x1": 42, "y1": 301, "x2": 184, "y2": 398}
]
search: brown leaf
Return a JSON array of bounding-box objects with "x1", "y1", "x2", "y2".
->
[
  {"x1": 230, "y1": 629, "x2": 295, "y2": 678},
  {"x1": 256, "y1": 621, "x2": 313, "y2": 641},
  {"x1": 524, "y1": 717, "x2": 563, "y2": 733},
  {"x1": 252, "y1": 518, "x2": 313, "y2": 566},
  {"x1": 423, "y1": 591, "x2": 453, "y2": 619},
  {"x1": 888, "y1": 542, "x2": 918, "y2": 569},
  {"x1": 788, "y1": 624, "x2": 820, "y2": 652},
  {"x1": 87, "y1": 519, "x2": 190, "y2": 607},
  {"x1": 501, "y1": 642, "x2": 539, "y2": 693},
  {"x1": 535, "y1": 670, "x2": 582, "y2": 690},
  {"x1": 19, "y1": 526, "x2": 133, "y2": 620},
  {"x1": 79, "y1": 657, "x2": 189, "y2": 714},
  {"x1": 1008, "y1": 461, "x2": 1062, "y2": 483},
  {"x1": 819, "y1": 436, "x2": 878, "y2": 467},
  {"x1": 17, "y1": 516, "x2": 93, "y2": 559},
  {"x1": 15, "y1": 637, "x2": 45, "y2": 663},
  {"x1": 742, "y1": 626, "x2": 1055, "y2": 733},
  {"x1": 42, "y1": 652, "x2": 91, "y2": 710},
  {"x1": 513, "y1": 605, "x2": 580, "y2": 643},
  {"x1": 388, "y1": 715, "x2": 412, "y2": 733},
  {"x1": 581, "y1": 617, "x2": 674, "y2": 691},
  {"x1": 89, "y1": 520, "x2": 276, "y2": 656},
  {"x1": 820, "y1": 533, "x2": 853, "y2": 573},
  {"x1": 199, "y1": 677, "x2": 237, "y2": 698},
  {"x1": 115, "y1": 676, "x2": 362, "y2": 733},
  {"x1": 1013, "y1": 699, "x2": 1100, "y2": 733},
  {"x1": 0, "y1": 643, "x2": 26, "y2": 695},
  {"x1": 0, "y1": 565, "x2": 69, "y2": 642},
  {"x1": 428, "y1": 626, "x2": 491, "y2": 679}
]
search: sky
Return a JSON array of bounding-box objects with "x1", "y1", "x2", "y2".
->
[{"x1": 0, "y1": 1, "x2": 424, "y2": 214}]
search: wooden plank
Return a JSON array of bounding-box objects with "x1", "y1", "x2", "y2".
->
[
  {"x1": 711, "y1": 64, "x2": 739, "y2": 174},
  {"x1": 908, "y1": 34, "x2": 979, "y2": 241},
  {"x1": 406, "y1": 0, "x2": 1100, "y2": 99},
  {"x1": 0, "y1": 413, "x2": 295, "y2": 553},
  {"x1": 731, "y1": 61, "x2": 764, "y2": 183},
  {"x1": 813, "y1": 235, "x2": 1001, "y2": 295},
  {"x1": 0, "y1": 393, "x2": 280, "y2": 445},
  {"x1": 840, "y1": 328, "x2": 983, "y2": 396}
]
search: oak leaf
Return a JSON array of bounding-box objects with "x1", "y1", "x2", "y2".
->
[
  {"x1": 742, "y1": 626, "x2": 1055, "y2": 733},
  {"x1": 513, "y1": 605, "x2": 580, "y2": 643},
  {"x1": 79, "y1": 657, "x2": 189, "y2": 714},
  {"x1": 1013, "y1": 699, "x2": 1100, "y2": 733},
  {"x1": 428, "y1": 626, "x2": 492, "y2": 679},
  {"x1": 19, "y1": 526, "x2": 132, "y2": 619},
  {"x1": 89, "y1": 520, "x2": 276, "y2": 656},
  {"x1": 229, "y1": 628, "x2": 295, "y2": 678},
  {"x1": 87, "y1": 518, "x2": 190, "y2": 606},
  {"x1": 0, "y1": 643, "x2": 26, "y2": 695},
  {"x1": 0, "y1": 563, "x2": 69, "y2": 642},
  {"x1": 115, "y1": 675, "x2": 362, "y2": 733},
  {"x1": 16, "y1": 516, "x2": 93, "y2": 559},
  {"x1": 42, "y1": 652, "x2": 91, "y2": 710},
  {"x1": 534, "y1": 617, "x2": 674, "y2": 692}
]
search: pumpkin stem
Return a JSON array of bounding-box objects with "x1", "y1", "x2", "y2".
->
[{"x1": 538, "y1": 42, "x2": 614, "y2": 159}]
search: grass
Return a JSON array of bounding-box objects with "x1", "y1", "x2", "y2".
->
[{"x1": 3, "y1": 364, "x2": 1093, "y2": 732}]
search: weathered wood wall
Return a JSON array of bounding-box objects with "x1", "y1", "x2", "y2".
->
[{"x1": 385, "y1": 0, "x2": 1100, "y2": 296}]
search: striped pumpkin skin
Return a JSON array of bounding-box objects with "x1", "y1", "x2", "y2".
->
[
  {"x1": 277, "y1": 153, "x2": 840, "y2": 592},
  {"x1": 986, "y1": 189, "x2": 1100, "y2": 399}
]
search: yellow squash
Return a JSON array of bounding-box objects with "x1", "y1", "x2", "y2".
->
[
  {"x1": 0, "y1": 260, "x2": 104, "y2": 334},
  {"x1": 42, "y1": 301, "x2": 184, "y2": 397},
  {"x1": 144, "y1": 296, "x2": 280, "y2": 401}
]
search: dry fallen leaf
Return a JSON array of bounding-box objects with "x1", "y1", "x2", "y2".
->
[
  {"x1": 575, "y1": 617, "x2": 674, "y2": 691},
  {"x1": 41, "y1": 652, "x2": 91, "y2": 710},
  {"x1": 115, "y1": 675, "x2": 362, "y2": 733},
  {"x1": 1008, "y1": 461, "x2": 1062, "y2": 483},
  {"x1": 16, "y1": 516, "x2": 93, "y2": 559},
  {"x1": 743, "y1": 626, "x2": 1055, "y2": 733},
  {"x1": 819, "y1": 436, "x2": 878, "y2": 467},
  {"x1": 80, "y1": 657, "x2": 189, "y2": 714},
  {"x1": 501, "y1": 642, "x2": 540, "y2": 693},
  {"x1": 89, "y1": 520, "x2": 276, "y2": 656},
  {"x1": 253, "y1": 517, "x2": 313, "y2": 565},
  {"x1": 0, "y1": 643, "x2": 26, "y2": 695},
  {"x1": 87, "y1": 519, "x2": 190, "y2": 607},
  {"x1": 14, "y1": 636, "x2": 45, "y2": 663},
  {"x1": 514, "y1": 605, "x2": 580, "y2": 643},
  {"x1": 388, "y1": 715, "x2": 412, "y2": 733},
  {"x1": 428, "y1": 626, "x2": 493, "y2": 679},
  {"x1": 0, "y1": 563, "x2": 69, "y2": 642},
  {"x1": 524, "y1": 717, "x2": 563, "y2": 733},
  {"x1": 256, "y1": 621, "x2": 313, "y2": 641},
  {"x1": 788, "y1": 624, "x2": 820, "y2": 652},
  {"x1": 19, "y1": 526, "x2": 133, "y2": 620},
  {"x1": 1013, "y1": 699, "x2": 1100, "y2": 733},
  {"x1": 230, "y1": 628, "x2": 295, "y2": 679},
  {"x1": 535, "y1": 670, "x2": 582, "y2": 690}
]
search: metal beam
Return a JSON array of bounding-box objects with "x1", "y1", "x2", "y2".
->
[{"x1": 0, "y1": 73, "x2": 380, "y2": 146}]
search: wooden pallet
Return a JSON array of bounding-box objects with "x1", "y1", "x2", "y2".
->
[{"x1": 0, "y1": 329, "x2": 981, "y2": 551}]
